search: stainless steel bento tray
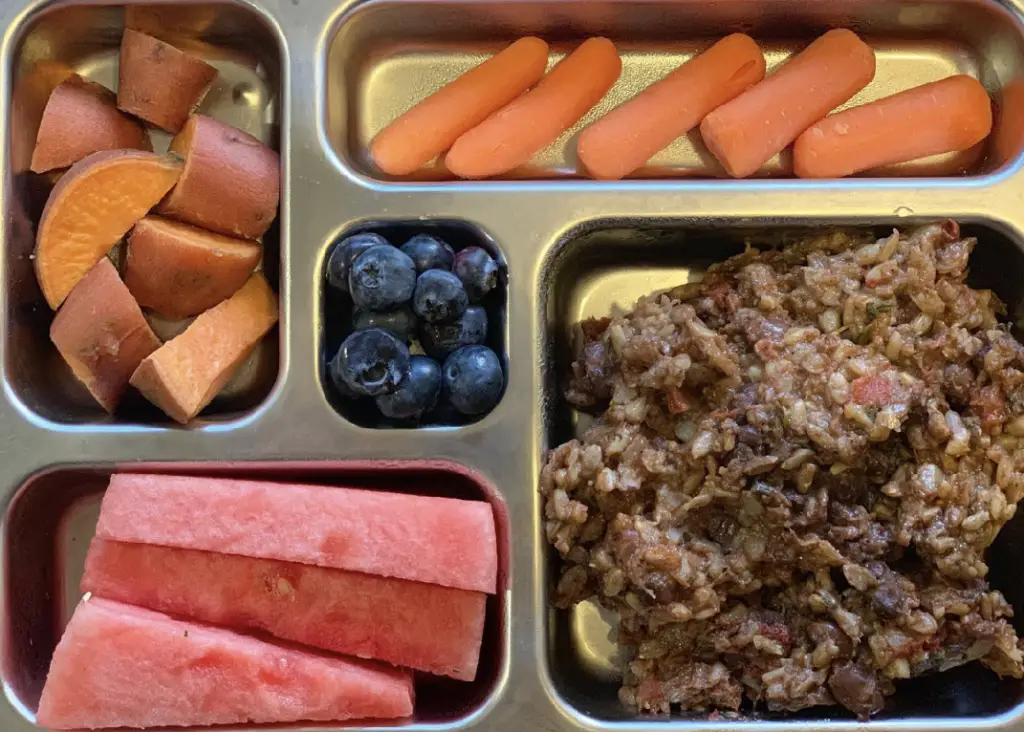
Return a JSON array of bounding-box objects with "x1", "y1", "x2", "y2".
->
[{"x1": 4, "y1": 0, "x2": 1024, "y2": 731}]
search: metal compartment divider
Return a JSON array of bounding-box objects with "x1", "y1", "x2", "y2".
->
[{"x1": 2, "y1": 0, "x2": 1024, "y2": 730}]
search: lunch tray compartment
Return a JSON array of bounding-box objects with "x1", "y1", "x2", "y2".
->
[
  {"x1": 327, "y1": 0, "x2": 1024, "y2": 181},
  {"x1": 319, "y1": 219, "x2": 508, "y2": 428},
  {"x1": 4, "y1": 3, "x2": 282, "y2": 426},
  {"x1": 5, "y1": 0, "x2": 1024, "y2": 731},
  {"x1": 540, "y1": 222, "x2": 1024, "y2": 721},
  {"x1": 3, "y1": 462, "x2": 510, "y2": 725}
]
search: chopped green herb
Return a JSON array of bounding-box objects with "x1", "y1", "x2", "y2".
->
[{"x1": 866, "y1": 301, "x2": 893, "y2": 320}]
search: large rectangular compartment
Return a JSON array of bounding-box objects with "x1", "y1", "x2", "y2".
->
[
  {"x1": 539, "y1": 221, "x2": 1024, "y2": 722},
  {"x1": 325, "y1": 0, "x2": 1024, "y2": 182},
  {"x1": 3, "y1": 3, "x2": 283, "y2": 427},
  {"x1": 2, "y1": 462, "x2": 509, "y2": 728}
]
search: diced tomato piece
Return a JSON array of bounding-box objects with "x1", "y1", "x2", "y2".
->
[
  {"x1": 971, "y1": 385, "x2": 1007, "y2": 431},
  {"x1": 852, "y1": 375, "x2": 892, "y2": 406},
  {"x1": 665, "y1": 385, "x2": 691, "y2": 414}
]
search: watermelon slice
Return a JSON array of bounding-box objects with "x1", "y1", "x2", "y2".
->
[
  {"x1": 96, "y1": 473, "x2": 498, "y2": 594},
  {"x1": 83, "y1": 538, "x2": 487, "y2": 680},
  {"x1": 36, "y1": 597, "x2": 415, "y2": 730}
]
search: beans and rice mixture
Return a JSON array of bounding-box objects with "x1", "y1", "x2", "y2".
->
[{"x1": 540, "y1": 222, "x2": 1024, "y2": 718}]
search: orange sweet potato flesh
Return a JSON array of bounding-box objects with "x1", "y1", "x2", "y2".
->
[
  {"x1": 130, "y1": 272, "x2": 278, "y2": 423},
  {"x1": 50, "y1": 258, "x2": 161, "y2": 412},
  {"x1": 117, "y1": 29, "x2": 218, "y2": 134},
  {"x1": 126, "y1": 216, "x2": 262, "y2": 318},
  {"x1": 31, "y1": 74, "x2": 151, "y2": 174},
  {"x1": 35, "y1": 150, "x2": 183, "y2": 310},
  {"x1": 158, "y1": 114, "x2": 280, "y2": 239}
]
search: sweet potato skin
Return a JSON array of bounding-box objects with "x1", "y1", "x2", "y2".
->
[
  {"x1": 117, "y1": 29, "x2": 218, "y2": 134},
  {"x1": 158, "y1": 115, "x2": 279, "y2": 239},
  {"x1": 50, "y1": 257, "x2": 161, "y2": 412},
  {"x1": 126, "y1": 216, "x2": 262, "y2": 318},
  {"x1": 35, "y1": 149, "x2": 183, "y2": 309},
  {"x1": 10, "y1": 61, "x2": 75, "y2": 174},
  {"x1": 31, "y1": 75, "x2": 151, "y2": 173},
  {"x1": 130, "y1": 272, "x2": 278, "y2": 423}
]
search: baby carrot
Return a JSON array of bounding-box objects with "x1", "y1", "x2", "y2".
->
[
  {"x1": 370, "y1": 37, "x2": 550, "y2": 176},
  {"x1": 793, "y1": 75, "x2": 992, "y2": 178},
  {"x1": 577, "y1": 34, "x2": 765, "y2": 180},
  {"x1": 446, "y1": 37, "x2": 622, "y2": 179},
  {"x1": 699, "y1": 29, "x2": 876, "y2": 178}
]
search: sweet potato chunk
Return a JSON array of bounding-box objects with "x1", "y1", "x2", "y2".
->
[
  {"x1": 126, "y1": 216, "x2": 261, "y2": 318},
  {"x1": 10, "y1": 61, "x2": 74, "y2": 174},
  {"x1": 158, "y1": 114, "x2": 279, "y2": 239},
  {"x1": 50, "y1": 258, "x2": 161, "y2": 412},
  {"x1": 117, "y1": 29, "x2": 218, "y2": 134},
  {"x1": 35, "y1": 150, "x2": 183, "y2": 309},
  {"x1": 130, "y1": 272, "x2": 278, "y2": 423},
  {"x1": 31, "y1": 75, "x2": 151, "y2": 174}
]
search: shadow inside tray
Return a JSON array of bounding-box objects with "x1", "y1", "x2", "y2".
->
[
  {"x1": 3, "y1": 463, "x2": 508, "y2": 726},
  {"x1": 540, "y1": 220, "x2": 1024, "y2": 722}
]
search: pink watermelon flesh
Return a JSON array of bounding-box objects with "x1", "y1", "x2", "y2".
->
[
  {"x1": 96, "y1": 473, "x2": 498, "y2": 594},
  {"x1": 82, "y1": 538, "x2": 487, "y2": 681},
  {"x1": 36, "y1": 597, "x2": 414, "y2": 730}
]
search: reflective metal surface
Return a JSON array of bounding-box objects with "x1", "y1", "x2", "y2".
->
[{"x1": 2, "y1": 1, "x2": 1024, "y2": 731}]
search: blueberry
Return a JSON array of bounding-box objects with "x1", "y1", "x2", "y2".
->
[
  {"x1": 375, "y1": 355, "x2": 441, "y2": 420},
  {"x1": 400, "y1": 234, "x2": 455, "y2": 273},
  {"x1": 330, "y1": 368, "x2": 363, "y2": 399},
  {"x1": 326, "y1": 233, "x2": 390, "y2": 294},
  {"x1": 354, "y1": 305, "x2": 418, "y2": 343},
  {"x1": 412, "y1": 270, "x2": 468, "y2": 323},
  {"x1": 329, "y1": 328, "x2": 410, "y2": 397},
  {"x1": 452, "y1": 247, "x2": 498, "y2": 302},
  {"x1": 430, "y1": 395, "x2": 465, "y2": 425},
  {"x1": 442, "y1": 345, "x2": 503, "y2": 415},
  {"x1": 349, "y1": 245, "x2": 417, "y2": 312},
  {"x1": 420, "y1": 305, "x2": 488, "y2": 359}
]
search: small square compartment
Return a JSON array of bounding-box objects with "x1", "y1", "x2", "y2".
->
[
  {"x1": 2, "y1": 462, "x2": 509, "y2": 728},
  {"x1": 539, "y1": 220, "x2": 1024, "y2": 723},
  {"x1": 3, "y1": 3, "x2": 283, "y2": 427},
  {"x1": 319, "y1": 220, "x2": 508, "y2": 428}
]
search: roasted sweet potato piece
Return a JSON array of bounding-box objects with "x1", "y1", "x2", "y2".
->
[
  {"x1": 34, "y1": 150, "x2": 182, "y2": 309},
  {"x1": 158, "y1": 114, "x2": 279, "y2": 239},
  {"x1": 126, "y1": 216, "x2": 262, "y2": 318},
  {"x1": 10, "y1": 61, "x2": 74, "y2": 174},
  {"x1": 50, "y1": 257, "x2": 161, "y2": 412},
  {"x1": 130, "y1": 272, "x2": 278, "y2": 423},
  {"x1": 117, "y1": 29, "x2": 218, "y2": 134},
  {"x1": 31, "y1": 75, "x2": 151, "y2": 173}
]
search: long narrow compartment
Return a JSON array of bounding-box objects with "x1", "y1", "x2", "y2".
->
[
  {"x1": 3, "y1": 4, "x2": 283, "y2": 426},
  {"x1": 326, "y1": 0, "x2": 1024, "y2": 182},
  {"x1": 539, "y1": 221, "x2": 1024, "y2": 721},
  {"x1": 2, "y1": 462, "x2": 509, "y2": 727}
]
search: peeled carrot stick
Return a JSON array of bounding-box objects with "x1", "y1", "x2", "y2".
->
[
  {"x1": 446, "y1": 37, "x2": 622, "y2": 179},
  {"x1": 578, "y1": 34, "x2": 765, "y2": 180},
  {"x1": 793, "y1": 75, "x2": 992, "y2": 179},
  {"x1": 371, "y1": 37, "x2": 549, "y2": 176},
  {"x1": 699, "y1": 29, "x2": 876, "y2": 178}
]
